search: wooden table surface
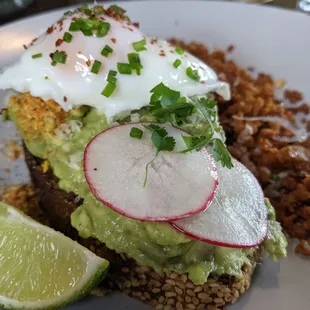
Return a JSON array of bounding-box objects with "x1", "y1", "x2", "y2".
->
[{"x1": 0, "y1": 0, "x2": 299, "y2": 26}]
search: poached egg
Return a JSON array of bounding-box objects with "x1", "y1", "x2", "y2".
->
[{"x1": 0, "y1": 5, "x2": 230, "y2": 121}]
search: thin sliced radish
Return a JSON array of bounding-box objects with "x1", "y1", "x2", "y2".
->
[
  {"x1": 84, "y1": 122, "x2": 218, "y2": 221},
  {"x1": 173, "y1": 159, "x2": 268, "y2": 248}
]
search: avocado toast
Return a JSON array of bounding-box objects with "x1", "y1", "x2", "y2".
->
[{"x1": 0, "y1": 4, "x2": 287, "y2": 310}]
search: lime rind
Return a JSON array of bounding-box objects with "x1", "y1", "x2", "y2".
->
[{"x1": 0, "y1": 202, "x2": 109, "y2": 310}]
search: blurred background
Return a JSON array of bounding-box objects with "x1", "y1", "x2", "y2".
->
[{"x1": 0, "y1": 0, "x2": 306, "y2": 26}]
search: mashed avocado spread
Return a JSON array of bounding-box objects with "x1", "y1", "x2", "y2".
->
[{"x1": 8, "y1": 100, "x2": 287, "y2": 285}]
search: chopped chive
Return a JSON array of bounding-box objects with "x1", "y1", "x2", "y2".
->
[
  {"x1": 101, "y1": 45, "x2": 113, "y2": 57},
  {"x1": 91, "y1": 60, "x2": 102, "y2": 74},
  {"x1": 173, "y1": 59, "x2": 181, "y2": 68},
  {"x1": 32, "y1": 53, "x2": 42, "y2": 59},
  {"x1": 101, "y1": 83, "x2": 116, "y2": 97},
  {"x1": 64, "y1": 10, "x2": 73, "y2": 16},
  {"x1": 52, "y1": 51, "x2": 67, "y2": 64},
  {"x1": 69, "y1": 18, "x2": 110, "y2": 38},
  {"x1": 132, "y1": 39, "x2": 147, "y2": 52},
  {"x1": 107, "y1": 70, "x2": 117, "y2": 84},
  {"x1": 186, "y1": 67, "x2": 200, "y2": 82},
  {"x1": 175, "y1": 47, "x2": 184, "y2": 55},
  {"x1": 96, "y1": 22, "x2": 110, "y2": 38},
  {"x1": 93, "y1": 5, "x2": 105, "y2": 15},
  {"x1": 117, "y1": 63, "x2": 132, "y2": 74},
  {"x1": 51, "y1": 61, "x2": 57, "y2": 66},
  {"x1": 108, "y1": 70, "x2": 117, "y2": 77},
  {"x1": 130, "y1": 127, "x2": 143, "y2": 139},
  {"x1": 82, "y1": 28, "x2": 93, "y2": 36},
  {"x1": 107, "y1": 75, "x2": 117, "y2": 84},
  {"x1": 80, "y1": 4, "x2": 91, "y2": 15},
  {"x1": 69, "y1": 22, "x2": 79, "y2": 31},
  {"x1": 128, "y1": 53, "x2": 143, "y2": 74},
  {"x1": 109, "y1": 5, "x2": 126, "y2": 15},
  {"x1": 63, "y1": 32, "x2": 73, "y2": 43}
]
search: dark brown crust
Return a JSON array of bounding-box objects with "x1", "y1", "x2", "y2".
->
[{"x1": 24, "y1": 145, "x2": 261, "y2": 310}]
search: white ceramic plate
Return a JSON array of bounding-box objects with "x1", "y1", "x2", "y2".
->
[{"x1": 0, "y1": 1, "x2": 309, "y2": 309}]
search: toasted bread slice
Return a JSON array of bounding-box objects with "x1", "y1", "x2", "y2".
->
[{"x1": 24, "y1": 145, "x2": 261, "y2": 310}]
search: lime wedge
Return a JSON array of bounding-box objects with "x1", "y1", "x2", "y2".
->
[{"x1": 0, "y1": 202, "x2": 109, "y2": 310}]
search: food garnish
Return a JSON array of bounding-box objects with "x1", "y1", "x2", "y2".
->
[
  {"x1": 101, "y1": 44, "x2": 113, "y2": 57},
  {"x1": 63, "y1": 31, "x2": 73, "y2": 43},
  {"x1": 31, "y1": 53, "x2": 42, "y2": 59},
  {"x1": 117, "y1": 63, "x2": 132, "y2": 74},
  {"x1": 173, "y1": 59, "x2": 181, "y2": 68},
  {"x1": 130, "y1": 127, "x2": 143, "y2": 139},
  {"x1": 142, "y1": 124, "x2": 176, "y2": 187},
  {"x1": 69, "y1": 18, "x2": 111, "y2": 38},
  {"x1": 127, "y1": 52, "x2": 143, "y2": 75},
  {"x1": 84, "y1": 123, "x2": 218, "y2": 221},
  {"x1": 148, "y1": 83, "x2": 233, "y2": 168},
  {"x1": 175, "y1": 46, "x2": 184, "y2": 55},
  {"x1": 0, "y1": 202, "x2": 109, "y2": 310},
  {"x1": 91, "y1": 60, "x2": 102, "y2": 74},
  {"x1": 186, "y1": 67, "x2": 200, "y2": 82},
  {"x1": 52, "y1": 51, "x2": 67, "y2": 64},
  {"x1": 132, "y1": 38, "x2": 147, "y2": 52},
  {"x1": 173, "y1": 159, "x2": 268, "y2": 247},
  {"x1": 101, "y1": 83, "x2": 116, "y2": 98}
]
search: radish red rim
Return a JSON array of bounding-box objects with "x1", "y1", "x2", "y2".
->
[
  {"x1": 84, "y1": 122, "x2": 218, "y2": 222},
  {"x1": 172, "y1": 158, "x2": 268, "y2": 248}
]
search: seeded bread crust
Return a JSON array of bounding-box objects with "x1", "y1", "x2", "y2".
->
[{"x1": 24, "y1": 145, "x2": 261, "y2": 310}]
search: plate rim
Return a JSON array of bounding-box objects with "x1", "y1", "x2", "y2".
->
[{"x1": 0, "y1": 0, "x2": 308, "y2": 32}]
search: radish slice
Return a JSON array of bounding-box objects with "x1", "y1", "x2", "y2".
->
[
  {"x1": 173, "y1": 159, "x2": 268, "y2": 248},
  {"x1": 84, "y1": 123, "x2": 218, "y2": 221}
]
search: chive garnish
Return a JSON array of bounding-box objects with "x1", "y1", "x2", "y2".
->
[
  {"x1": 52, "y1": 51, "x2": 67, "y2": 64},
  {"x1": 82, "y1": 28, "x2": 93, "y2": 36},
  {"x1": 51, "y1": 61, "x2": 57, "y2": 66},
  {"x1": 91, "y1": 60, "x2": 102, "y2": 74},
  {"x1": 80, "y1": 4, "x2": 91, "y2": 15},
  {"x1": 107, "y1": 75, "x2": 117, "y2": 84},
  {"x1": 63, "y1": 32, "x2": 73, "y2": 43},
  {"x1": 117, "y1": 63, "x2": 132, "y2": 74},
  {"x1": 69, "y1": 18, "x2": 110, "y2": 38},
  {"x1": 108, "y1": 70, "x2": 117, "y2": 78},
  {"x1": 173, "y1": 59, "x2": 181, "y2": 68},
  {"x1": 101, "y1": 83, "x2": 116, "y2": 97},
  {"x1": 101, "y1": 45, "x2": 113, "y2": 57},
  {"x1": 107, "y1": 70, "x2": 117, "y2": 84},
  {"x1": 175, "y1": 47, "x2": 184, "y2": 55},
  {"x1": 130, "y1": 127, "x2": 143, "y2": 139},
  {"x1": 96, "y1": 22, "x2": 110, "y2": 38},
  {"x1": 69, "y1": 22, "x2": 80, "y2": 32},
  {"x1": 186, "y1": 67, "x2": 200, "y2": 82},
  {"x1": 128, "y1": 53, "x2": 143, "y2": 75},
  {"x1": 109, "y1": 4, "x2": 126, "y2": 14},
  {"x1": 132, "y1": 39, "x2": 147, "y2": 52},
  {"x1": 32, "y1": 53, "x2": 42, "y2": 59},
  {"x1": 93, "y1": 5, "x2": 105, "y2": 15}
]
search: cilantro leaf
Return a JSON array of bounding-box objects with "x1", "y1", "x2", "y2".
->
[
  {"x1": 209, "y1": 138, "x2": 234, "y2": 169},
  {"x1": 142, "y1": 124, "x2": 176, "y2": 187},
  {"x1": 150, "y1": 83, "x2": 180, "y2": 103},
  {"x1": 143, "y1": 124, "x2": 167, "y2": 138},
  {"x1": 181, "y1": 133, "x2": 213, "y2": 153},
  {"x1": 190, "y1": 97, "x2": 217, "y2": 122},
  {"x1": 149, "y1": 83, "x2": 193, "y2": 119},
  {"x1": 153, "y1": 134, "x2": 176, "y2": 152}
]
